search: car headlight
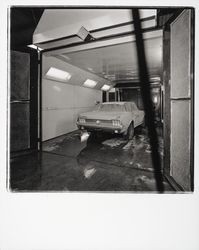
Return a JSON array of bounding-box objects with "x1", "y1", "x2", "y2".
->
[
  {"x1": 112, "y1": 120, "x2": 121, "y2": 127},
  {"x1": 79, "y1": 118, "x2": 86, "y2": 123}
]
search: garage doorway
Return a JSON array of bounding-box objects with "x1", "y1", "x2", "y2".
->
[{"x1": 36, "y1": 10, "x2": 168, "y2": 192}]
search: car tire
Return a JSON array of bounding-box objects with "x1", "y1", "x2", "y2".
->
[{"x1": 126, "y1": 122, "x2": 134, "y2": 140}]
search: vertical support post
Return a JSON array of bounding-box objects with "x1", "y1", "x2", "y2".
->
[
  {"x1": 39, "y1": 51, "x2": 43, "y2": 151},
  {"x1": 106, "y1": 91, "x2": 109, "y2": 102},
  {"x1": 132, "y1": 9, "x2": 164, "y2": 192}
]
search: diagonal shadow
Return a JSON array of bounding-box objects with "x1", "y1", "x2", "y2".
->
[{"x1": 132, "y1": 9, "x2": 164, "y2": 192}]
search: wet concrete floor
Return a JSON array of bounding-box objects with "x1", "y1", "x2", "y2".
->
[{"x1": 10, "y1": 128, "x2": 174, "y2": 192}]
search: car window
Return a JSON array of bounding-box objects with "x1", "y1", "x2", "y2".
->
[
  {"x1": 98, "y1": 104, "x2": 126, "y2": 112},
  {"x1": 124, "y1": 102, "x2": 138, "y2": 112},
  {"x1": 124, "y1": 103, "x2": 132, "y2": 112},
  {"x1": 131, "y1": 102, "x2": 138, "y2": 111}
]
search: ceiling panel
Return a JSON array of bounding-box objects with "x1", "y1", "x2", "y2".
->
[
  {"x1": 33, "y1": 9, "x2": 156, "y2": 43},
  {"x1": 58, "y1": 36, "x2": 162, "y2": 83}
]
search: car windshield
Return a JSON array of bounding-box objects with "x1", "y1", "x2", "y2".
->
[{"x1": 98, "y1": 104, "x2": 126, "y2": 112}]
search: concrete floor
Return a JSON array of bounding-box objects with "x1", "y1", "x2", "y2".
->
[{"x1": 10, "y1": 128, "x2": 174, "y2": 192}]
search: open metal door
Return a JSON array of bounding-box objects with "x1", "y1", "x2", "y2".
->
[
  {"x1": 10, "y1": 49, "x2": 39, "y2": 156},
  {"x1": 164, "y1": 9, "x2": 194, "y2": 191},
  {"x1": 10, "y1": 51, "x2": 30, "y2": 152}
]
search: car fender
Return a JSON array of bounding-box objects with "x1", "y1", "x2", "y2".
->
[
  {"x1": 121, "y1": 111, "x2": 144, "y2": 132},
  {"x1": 119, "y1": 113, "x2": 134, "y2": 133}
]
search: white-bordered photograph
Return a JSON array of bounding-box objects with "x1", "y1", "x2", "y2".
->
[
  {"x1": 1, "y1": 2, "x2": 199, "y2": 250},
  {"x1": 9, "y1": 7, "x2": 194, "y2": 192}
]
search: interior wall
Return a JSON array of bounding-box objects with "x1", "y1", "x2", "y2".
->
[
  {"x1": 42, "y1": 56, "x2": 101, "y2": 141},
  {"x1": 120, "y1": 89, "x2": 140, "y2": 106}
]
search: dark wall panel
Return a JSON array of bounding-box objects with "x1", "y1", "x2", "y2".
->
[
  {"x1": 163, "y1": 29, "x2": 171, "y2": 176},
  {"x1": 121, "y1": 89, "x2": 140, "y2": 107},
  {"x1": 170, "y1": 100, "x2": 191, "y2": 190},
  {"x1": 10, "y1": 51, "x2": 31, "y2": 152},
  {"x1": 10, "y1": 103, "x2": 30, "y2": 152},
  {"x1": 11, "y1": 51, "x2": 30, "y2": 101}
]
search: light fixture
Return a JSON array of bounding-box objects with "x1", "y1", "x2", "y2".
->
[
  {"x1": 45, "y1": 67, "x2": 71, "y2": 82},
  {"x1": 27, "y1": 44, "x2": 43, "y2": 51},
  {"x1": 101, "y1": 84, "x2": 111, "y2": 91},
  {"x1": 153, "y1": 96, "x2": 158, "y2": 104},
  {"x1": 109, "y1": 88, "x2": 116, "y2": 93},
  {"x1": 77, "y1": 26, "x2": 94, "y2": 41},
  {"x1": 83, "y1": 79, "x2": 97, "y2": 88}
]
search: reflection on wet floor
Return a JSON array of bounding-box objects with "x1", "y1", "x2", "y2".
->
[{"x1": 10, "y1": 128, "x2": 173, "y2": 192}]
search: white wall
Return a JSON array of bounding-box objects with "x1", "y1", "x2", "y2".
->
[{"x1": 42, "y1": 56, "x2": 102, "y2": 141}]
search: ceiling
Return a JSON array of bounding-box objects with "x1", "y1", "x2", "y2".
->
[
  {"x1": 10, "y1": 8, "x2": 166, "y2": 86},
  {"x1": 10, "y1": 7, "x2": 178, "y2": 51},
  {"x1": 53, "y1": 34, "x2": 162, "y2": 84},
  {"x1": 33, "y1": 9, "x2": 156, "y2": 44},
  {"x1": 37, "y1": 9, "x2": 162, "y2": 85}
]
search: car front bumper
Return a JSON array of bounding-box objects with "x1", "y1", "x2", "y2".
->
[{"x1": 76, "y1": 122, "x2": 124, "y2": 134}]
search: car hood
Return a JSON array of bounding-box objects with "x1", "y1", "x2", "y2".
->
[{"x1": 79, "y1": 111, "x2": 127, "y2": 120}]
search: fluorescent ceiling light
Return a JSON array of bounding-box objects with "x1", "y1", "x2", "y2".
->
[
  {"x1": 27, "y1": 44, "x2": 43, "y2": 51},
  {"x1": 46, "y1": 67, "x2": 71, "y2": 82},
  {"x1": 83, "y1": 79, "x2": 97, "y2": 88},
  {"x1": 101, "y1": 84, "x2": 111, "y2": 91},
  {"x1": 109, "y1": 88, "x2": 116, "y2": 93}
]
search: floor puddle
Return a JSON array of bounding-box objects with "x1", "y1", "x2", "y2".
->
[
  {"x1": 84, "y1": 167, "x2": 97, "y2": 179},
  {"x1": 102, "y1": 138, "x2": 127, "y2": 148}
]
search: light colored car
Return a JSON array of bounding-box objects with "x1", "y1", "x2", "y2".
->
[{"x1": 76, "y1": 102, "x2": 145, "y2": 139}]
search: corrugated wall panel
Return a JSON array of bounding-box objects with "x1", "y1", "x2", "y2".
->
[{"x1": 170, "y1": 10, "x2": 192, "y2": 190}]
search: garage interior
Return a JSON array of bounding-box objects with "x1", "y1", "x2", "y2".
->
[{"x1": 10, "y1": 7, "x2": 194, "y2": 192}]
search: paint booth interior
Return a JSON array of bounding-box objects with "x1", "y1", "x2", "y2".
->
[
  {"x1": 10, "y1": 8, "x2": 194, "y2": 192},
  {"x1": 38, "y1": 9, "x2": 162, "y2": 142}
]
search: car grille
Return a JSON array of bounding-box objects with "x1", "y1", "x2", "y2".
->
[{"x1": 85, "y1": 119, "x2": 112, "y2": 124}]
